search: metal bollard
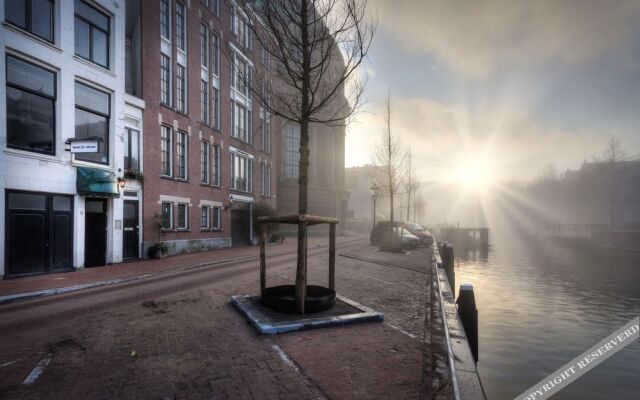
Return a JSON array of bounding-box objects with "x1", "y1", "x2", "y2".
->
[
  {"x1": 457, "y1": 283, "x2": 478, "y2": 362},
  {"x1": 443, "y1": 243, "x2": 455, "y2": 292}
]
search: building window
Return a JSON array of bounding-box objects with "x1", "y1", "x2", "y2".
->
[
  {"x1": 231, "y1": 6, "x2": 250, "y2": 49},
  {"x1": 212, "y1": 206, "x2": 221, "y2": 229},
  {"x1": 177, "y1": 64, "x2": 186, "y2": 113},
  {"x1": 74, "y1": 82, "x2": 110, "y2": 164},
  {"x1": 212, "y1": 144, "x2": 221, "y2": 186},
  {"x1": 201, "y1": 140, "x2": 210, "y2": 184},
  {"x1": 161, "y1": 125, "x2": 172, "y2": 176},
  {"x1": 212, "y1": 87, "x2": 220, "y2": 129},
  {"x1": 160, "y1": 54, "x2": 171, "y2": 105},
  {"x1": 160, "y1": 0, "x2": 170, "y2": 40},
  {"x1": 231, "y1": 102, "x2": 251, "y2": 143},
  {"x1": 200, "y1": 22, "x2": 209, "y2": 68},
  {"x1": 176, "y1": 1, "x2": 186, "y2": 51},
  {"x1": 283, "y1": 123, "x2": 300, "y2": 179},
  {"x1": 5, "y1": 0, "x2": 54, "y2": 43},
  {"x1": 177, "y1": 131, "x2": 187, "y2": 179},
  {"x1": 201, "y1": 80, "x2": 209, "y2": 124},
  {"x1": 203, "y1": 0, "x2": 219, "y2": 16},
  {"x1": 161, "y1": 202, "x2": 173, "y2": 229},
  {"x1": 261, "y1": 110, "x2": 271, "y2": 153},
  {"x1": 177, "y1": 203, "x2": 188, "y2": 229},
  {"x1": 124, "y1": 128, "x2": 140, "y2": 171},
  {"x1": 212, "y1": 32, "x2": 220, "y2": 76},
  {"x1": 5, "y1": 55, "x2": 56, "y2": 155},
  {"x1": 232, "y1": 52, "x2": 251, "y2": 98},
  {"x1": 74, "y1": 0, "x2": 110, "y2": 68},
  {"x1": 201, "y1": 205, "x2": 210, "y2": 229},
  {"x1": 231, "y1": 152, "x2": 252, "y2": 193},
  {"x1": 262, "y1": 163, "x2": 271, "y2": 196}
]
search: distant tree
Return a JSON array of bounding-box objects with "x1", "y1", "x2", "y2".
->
[
  {"x1": 402, "y1": 151, "x2": 420, "y2": 221},
  {"x1": 590, "y1": 137, "x2": 629, "y2": 227},
  {"x1": 373, "y1": 91, "x2": 405, "y2": 222}
]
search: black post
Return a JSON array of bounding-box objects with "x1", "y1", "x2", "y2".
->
[
  {"x1": 372, "y1": 196, "x2": 377, "y2": 228},
  {"x1": 457, "y1": 283, "x2": 478, "y2": 362},
  {"x1": 443, "y1": 243, "x2": 455, "y2": 292}
]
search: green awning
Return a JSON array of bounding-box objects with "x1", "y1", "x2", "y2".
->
[{"x1": 77, "y1": 167, "x2": 120, "y2": 198}]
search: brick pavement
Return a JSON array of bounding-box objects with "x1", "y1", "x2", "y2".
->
[
  {"x1": 0, "y1": 239, "x2": 453, "y2": 400},
  {"x1": 0, "y1": 236, "x2": 353, "y2": 298}
]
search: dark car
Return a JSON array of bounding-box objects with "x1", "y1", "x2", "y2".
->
[
  {"x1": 373, "y1": 223, "x2": 419, "y2": 252},
  {"x1": 371, "y1": 221, "x2": 434, "y2": 248},
  {"x1": 402, "y1": 222, "x2": 434, "y2": 247}
]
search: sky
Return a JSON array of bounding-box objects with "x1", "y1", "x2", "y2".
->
[{"x1": 345, "y1": 0, "x2": 640, "y2": 182}]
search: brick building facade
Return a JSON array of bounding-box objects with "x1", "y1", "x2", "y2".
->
[{"x1": 136, "y1": 0, "x2": 277, "y2": 256}]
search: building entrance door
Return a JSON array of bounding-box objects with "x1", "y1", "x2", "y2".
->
[
  {"x1": 231, "y1": 201, "x2": 251, "y2": 246},
  {"x1": 122, "y1": 200, "x2": 139, "y2": 259},
  {"x1": 5, "y1": 191, "x2": 73, "y2": 277},
  {"x1": 84, "y1": 198, "x2": 107, "y2": 267}
]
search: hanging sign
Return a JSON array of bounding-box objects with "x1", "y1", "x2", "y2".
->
[{"x1": 70, "y1": 140, "x2": 99, "y2": 153}]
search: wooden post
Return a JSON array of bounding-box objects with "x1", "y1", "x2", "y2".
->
[
  {"x1": 295, "y1": 221, "x2": 308, "y2": 314},
  {"x1": 329, "y1": 223, "x2": 336, "y2": 290},
  {"x1": 259, "y1": 223, "x2": 266, "y2": 297}
]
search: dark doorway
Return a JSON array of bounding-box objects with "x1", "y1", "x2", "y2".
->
[
  {"x1": 85, "y1": 198, "x2": 107, "y2": 267},
  {"x1": 231, "y1": 201, "x2": 251, "y2": 246},
  {"x1": 122, "y1": 200, "x2": 139, "y2": 259},
  {"x1": 5, "y1": 191, "x2": 73, "y2": 277}
]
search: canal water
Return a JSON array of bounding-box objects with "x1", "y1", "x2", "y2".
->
[{"x1": 453, "y1": 234, "x2": 640, "y2": 400}]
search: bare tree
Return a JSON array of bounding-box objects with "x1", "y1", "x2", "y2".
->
[
  {"x1": 237, "y1": 0, "x2": 375, "y2": 311},
  {"x1": 402, "y1": 151, "x2": 420, "y2": 221},
  {"x1": 590, "y1": 137, "x2": 629, "y2": 227},
  {"x1": 374, "y1": 91, "x2": 404, "y2": 222}
]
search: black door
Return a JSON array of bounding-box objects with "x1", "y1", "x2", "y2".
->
[
  {"x1": 85, "y1": 199, "x2": 107, "y2": 267},
  {"x1": 231, "y1": 202, "x2": 251, "y2": 246},
  {"x1": 5, "y1": 191, "x2": 73, "y2": 277},
  {"x1": 122, "y1": 200, "x2": 139, "y2": 259}
]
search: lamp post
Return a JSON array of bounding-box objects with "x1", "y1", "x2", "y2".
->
[{"x1": 370, "y1": 183, "x2": 379, "y2": 229}]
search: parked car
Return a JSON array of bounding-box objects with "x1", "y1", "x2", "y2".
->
[
  {"x1": 371, "y1": 222, "x2": 420, "y2": 252},
  {"x1": 370, "y1": 221, "x2": 434, "y2": 248},
  {"x1": 403, "y1": 222, "x2": 435, "y2": 247}
]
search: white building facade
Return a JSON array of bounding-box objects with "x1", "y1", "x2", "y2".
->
[{"x1": 0, "y1": 0, "x2": 131, "y2": 278}]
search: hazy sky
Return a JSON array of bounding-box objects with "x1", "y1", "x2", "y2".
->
[{"x1": 345, "y1": 0, "x2": 640, "y2": 182}]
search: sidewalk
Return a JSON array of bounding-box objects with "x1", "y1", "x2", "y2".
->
[{"x1": 0, "y1": 239, "x2": 307, "y2": 300}]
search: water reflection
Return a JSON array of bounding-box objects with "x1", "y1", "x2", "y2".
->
[{"x1": 454, "y1": 234, "x2": 640, "y2": 400}]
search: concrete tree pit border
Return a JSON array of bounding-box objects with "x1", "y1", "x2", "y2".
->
[{"x1": 258, "y1": 214, "x2": 338, "y2": 314}]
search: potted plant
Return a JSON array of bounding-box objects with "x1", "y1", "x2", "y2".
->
[{"x1": 148, "y1": 242, "x2": 168, "y2": 259}]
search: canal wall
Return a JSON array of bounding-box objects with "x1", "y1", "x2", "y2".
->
[{"x1": 433, "y1": 244, "x2": 487, "y2": 400}]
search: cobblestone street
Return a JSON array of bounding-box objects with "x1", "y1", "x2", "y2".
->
[{"x1": 0, "y1": 237, "x2": 451, "y2": 399}]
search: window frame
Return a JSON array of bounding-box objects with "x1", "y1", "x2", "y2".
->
[
  {"x1": 201, "y1": 79, "x2": 209, "y2": 124},
  {"x1": 5, "y1": 54, "x2": 57, "y2": 156},
  {"x1": 161, "y1": 125, "x2": 173, "y2": 177},
  {"x1": 161, "y1": 202, "x2": 173, "y2": 229},
  {"x1": 160, "y1": 0, "x2": 171, "y2": 41},
  {"x1": 74, "y1": 81, "x2": 111, "y2": 165},
  {"x1": 201, "y1": 205, "x2": 210, "y2": 229},
  {"x1": 176, "y1": 131, "x2": 188, "y2": 180},
  {"x1": 5, "y1": 0, "x2": 55, "y2": 43},
  {"x1": 200, "y1": 21, "x2": 209, "y2": 68},
  {"x1": 177, "y1": 203, "x2": 189, "y2": 230},
  {"x1": 176, "y1": 63, "x2": 187, "y2": 113},
  {"x1": 201, "y1": 140, "x2": 210, "y2": 184},
  {"x1": 124, "y1": 127, "x2": 140, "y2": 171},
  {"x1": 74, "y1": 0, "x2": 111, "y2": 69},
  {"x1": 230, "y1": 152, "x2": 253, "y2": 193},
  {"x1": 160, "y1": 53, "x2": 172, "y2": 106},
  {"x1": 212, "y1": 206, "x2": 221, "y2": 230},
  {"x1": 212, "y1": 143, "x2": 221, "y2": 187},
  {"x1": 176, "y1": 1, "x2": 187, "y2": 52}
]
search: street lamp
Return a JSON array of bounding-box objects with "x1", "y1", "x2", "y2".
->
[{"x1": 370, "y1": 183, "x2": 379, "y2": 228}]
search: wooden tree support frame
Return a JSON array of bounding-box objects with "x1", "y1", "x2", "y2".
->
[{"x1": 258, "y1": 214, "x2": 339, "y2": 314}]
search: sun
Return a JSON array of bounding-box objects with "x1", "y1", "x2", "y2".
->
[{"x1": 448, "y1": 156, "x2": 495, "y2": 189}]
